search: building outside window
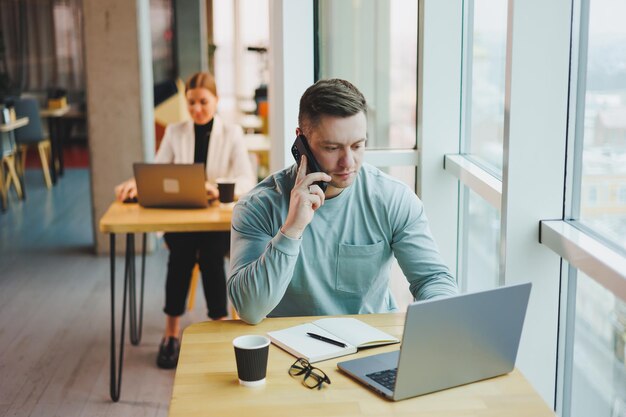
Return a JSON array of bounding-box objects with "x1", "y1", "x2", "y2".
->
[
  {"x1": 463, "y1": 0, "x2": 507, "y2": 174},
  {"x1": 576, "y1": 0, "x2": 626, "y2": 251},
  {"x1": 458, "y1": 0, "x2": 507, "y2": 290},
  {"x1": 564, "y1": 1, "x2": 626, "y2": 416}
]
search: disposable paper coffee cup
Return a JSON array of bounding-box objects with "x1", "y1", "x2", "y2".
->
[
  {"x1": 233, "y1": 335, "x2": 270, "y2": 387},
  {"x1": 217, "y1": 179, "x2": 236, "y2": 204}
]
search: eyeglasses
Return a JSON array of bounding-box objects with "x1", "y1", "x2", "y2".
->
[{"x1": 288, "y1": 358, "x2": 331, "y2": 390}]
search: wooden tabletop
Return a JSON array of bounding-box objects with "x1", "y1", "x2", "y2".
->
[
  {"x1": 99, "y1": 201, "x2": 233, "y2": 234},
  {"x1": 168, "y1": 314, "x2": 555, "y2": 417},
  {"x1": 40, "y1": 107, "x2": 70, "y2": 118}
]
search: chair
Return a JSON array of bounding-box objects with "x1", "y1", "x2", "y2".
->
[
  {"x1": 0, "y1": 139, "x2": 10, "y2": 210},
  {"x1": 2, "y1": 151, "x2": 22, "y2": 201},
  {"x1": 1, "y1": 107, "x2": 24, "y2": 205},
  {"x1": 13, "y1": 98, "x2": 52, "y2": 188}
]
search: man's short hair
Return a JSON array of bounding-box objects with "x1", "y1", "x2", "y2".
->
[{"x1": 298, "y1": 79, "x2": 367, "y2": 133}]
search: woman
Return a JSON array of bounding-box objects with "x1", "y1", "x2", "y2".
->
[{"x1": 115, "y1": 72, "x2": 256, "y2": 369}]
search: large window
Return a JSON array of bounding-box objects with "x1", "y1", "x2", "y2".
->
[
  {"x1": 315, "y1": 0, "x2": 419, "y2": 311},
  {"x1": 457, "y1": 0, "x2": 507, "y2": 291},
  {"x1": 459, "y1": 187, "x2": 500, "y2": 292},
  {"x1": 568, "y1": 269, "x2": 626, "y2": 417},
  {"x1": 574, "y1": 0, "x2": 626, "y2": 252},
  {"x1": 558, "y1": 2, "x2": 626, "y2": 415},
  {"x1": 0, "y1": 0, "x2": 85, "y2": 95},
  {"x1": 463, "y1": 0, "x2": 508, "y2": 174},
  {"x1": 213, "y1": 0, "x2": 269, "y2": 125},
  {"x1": 423, "y1": 0, "x2": 626, "y2": 410},
  {"x1": 316, "y1": 0, "x2": 417, "y2": 150}
]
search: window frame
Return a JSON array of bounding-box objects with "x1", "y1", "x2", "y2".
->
[{"x1": 442, "y1": 0, "x2": 572, "y2": 406}]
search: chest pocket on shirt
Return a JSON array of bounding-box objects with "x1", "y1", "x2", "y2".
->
[{"x1": 336, "y1": 241, "x2": 385, "y2": 294}]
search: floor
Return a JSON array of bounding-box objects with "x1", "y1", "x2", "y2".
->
[
  {"x1": 24, "y1": 143, "x2": 90, "y2": 169},
  {"x1": 0, "y1": 169, "x2": 212, "y2": 417}
]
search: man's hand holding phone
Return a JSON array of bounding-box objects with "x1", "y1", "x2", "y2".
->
[{"x1": 281, "y1": 155, "x2": 331, "y2": 239}]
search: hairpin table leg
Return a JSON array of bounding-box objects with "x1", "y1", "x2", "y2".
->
[{"x1": 110, "y1": 234, "x2": 129, "y2": 402}]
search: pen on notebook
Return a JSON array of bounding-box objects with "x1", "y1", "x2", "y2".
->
[{"x1": 306, "y1": 332, "x2": 347, "y2": 348}]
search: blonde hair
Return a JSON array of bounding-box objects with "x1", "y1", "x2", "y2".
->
[{"x1": 185, "y1": 72, "x2": 218, "y2": 96}]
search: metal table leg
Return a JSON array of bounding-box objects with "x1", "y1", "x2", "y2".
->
[
  {"x1": 128, "y1": 233, "x2": 146, "y2": 345},
  {"x1": 109, "y1": 234, "x2": 129, "y2": 402},
  {"x1": 56, "y1": 118, "x2": 65, "y2": 177},
  {"x1": 109, "y1": 233, "x2": 148, "y2": 401},
  {"x1": 48, "y1": 118, "x2": 58, "y2": 184},
  {"x1": 137, "y1": 233, "x2": 147, "y2": 343},
  {"x1": 127, "y1": 234, "x2": 137, "y2": 344}
]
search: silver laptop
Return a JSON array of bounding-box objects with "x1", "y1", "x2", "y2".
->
[
  {"x1": 133, "y1": 163, "x2": 209, "y2": 208},
  {"x1": 337, "y1": 282, "x2": 531, "y2": 401}
]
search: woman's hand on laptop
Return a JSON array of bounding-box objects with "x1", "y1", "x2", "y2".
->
[
  {"x1": 205, "y1": 181, "x2": 219, "y2": 200},
  {"x1": 115, "y1": 178, "x2": 138, "y2": 202}
]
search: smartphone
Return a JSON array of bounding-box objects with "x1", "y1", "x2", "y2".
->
[{"x1": 291, "y1": 134, "x2": 328, "y2": 192}]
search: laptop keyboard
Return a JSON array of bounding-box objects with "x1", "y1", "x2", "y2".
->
[{"x1": 366, "y1": 368, "x2": 397, "y2": 391}]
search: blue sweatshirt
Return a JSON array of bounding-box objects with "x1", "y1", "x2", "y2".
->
[{"x1": 228, "y1": 163, "x2": 457, "y2": 324}]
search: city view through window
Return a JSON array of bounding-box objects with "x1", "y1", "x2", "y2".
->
[
  {"x1": 462, "y1": 2, "x2": 626, "y2": 415},
  {"x1": 571, "y1": 1, "x2": 626, "y2": 416},
  {"x1": 578, "y1": 0, "x2": 626, "y2": 253}
]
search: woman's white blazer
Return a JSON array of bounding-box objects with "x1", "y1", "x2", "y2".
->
[{"x1": 154, "y1": 115, "x2": 256, "y2": 196}]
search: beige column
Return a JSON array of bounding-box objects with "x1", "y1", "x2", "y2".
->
[{"x1": 83, "y1": 0, "x2": 154, "y2": 254}]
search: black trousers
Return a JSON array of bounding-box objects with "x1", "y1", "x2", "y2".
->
[{"x1": 163, "y1": 231, "x2": 230, "y2": 319}]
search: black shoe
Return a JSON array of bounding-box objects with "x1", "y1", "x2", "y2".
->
[{"x1": 156, "y1": 337, "x2": 180, "y2": 369}]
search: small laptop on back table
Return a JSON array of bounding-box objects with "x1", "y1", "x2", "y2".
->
[
  {"x1": 133, "y1": 163, "x2": 209, "y2": 208},
  {"x1": 337, "y1": 282, "x2": 532, "y2": 401}
]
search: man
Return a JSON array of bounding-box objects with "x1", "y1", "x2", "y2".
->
[{"x1": 228, "y1": 78, "x2": 457, "y2": 325}]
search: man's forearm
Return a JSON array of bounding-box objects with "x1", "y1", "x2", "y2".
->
[
  {"x1": 228, "y1": 232, "x2": 301, "y2": 324},
  {"x1": 409, "y1": 272, "x2": 458, "y2": 301}
]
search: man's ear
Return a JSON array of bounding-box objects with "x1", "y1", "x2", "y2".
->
[{"x1": 295, "y1": 127, "x2": 302, "y2": 136}]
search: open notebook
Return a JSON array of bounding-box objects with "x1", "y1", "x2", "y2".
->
[{"x1": 267, "y1": 318, "x2": 399, "y2": 363}]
